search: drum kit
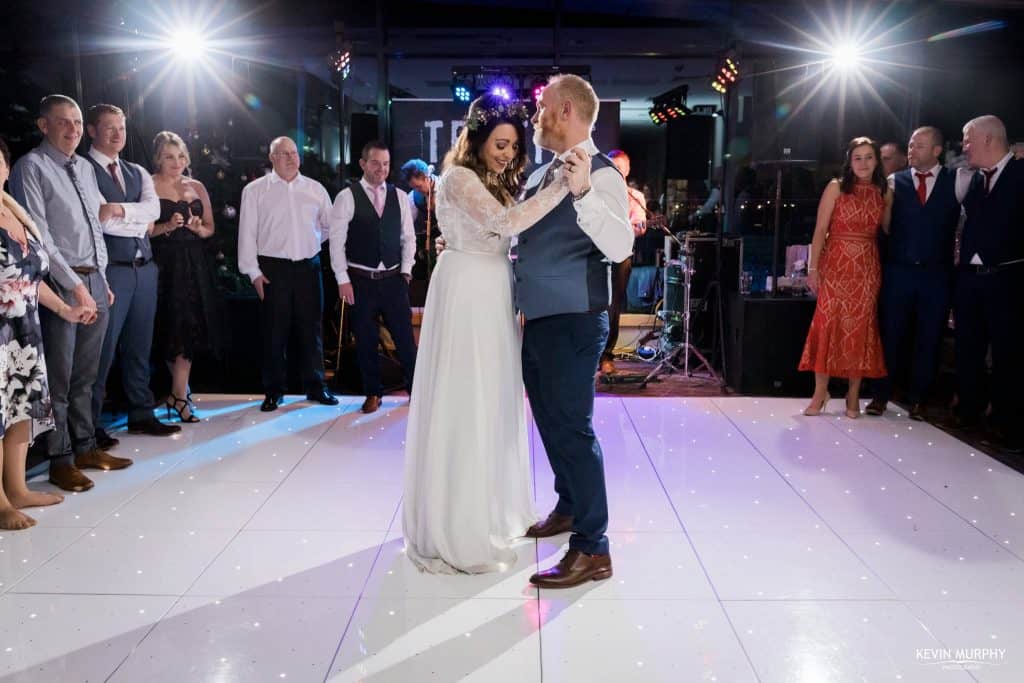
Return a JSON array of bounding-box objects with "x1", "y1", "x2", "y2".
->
[{"x1": 637, "y1": 231, "x2": 724, "y2": 388}]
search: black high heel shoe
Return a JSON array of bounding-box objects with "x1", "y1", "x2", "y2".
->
[{"x1": 166, "y1": 394, "x2": 200, "y2": 423}]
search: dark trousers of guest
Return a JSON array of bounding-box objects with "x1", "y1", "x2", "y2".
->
[
  {"x1": 874, "y1": 264, "x2": 952, "y2": 405},
  {"x1": 92, "y1": 260, "x2": 158, "y2": 426},
  {"x1": 348, "y1": 271, "x2": 417, "y2": 397},
  {"x1": 258, "y1": 255, "x2": 328, "y2": 396},
  {"x1": 953, "y1": 268, "x2": 1024, "y2": 436},
  {"x1": 603, "y1": 257, "x2": 632, "y2": 360},
  {"x1": 523, "y1": 310, "x2": 610, "y2": 556},
  {"x1": 41, "y1": 271, "x2": 110, "y2": 462}
]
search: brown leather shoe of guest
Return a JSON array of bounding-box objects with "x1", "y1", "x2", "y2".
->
[
  {"x1": 48, "y1": 462, "x2": 94, "y2": 492},
  {"x1": 75, "y1": 449, "x2": 133, "y2": 471},
  {"x1": 361, "y1": 396, "x2": 382, "y2": 414},
  {"x1": 908, "y1": 403, "x2": 926, "y2": 422},
  {"x1": 600, "y1": 357, "x2": 616, "y2": 375},
  {"x1": 864, "y1": 399, "x2": 886, "y2": 416},
  {"x1": 529, "y1": 549, "x2": 613, "y2": 588},
  {"x1": 524, "y1": 511, "x2": 574, "y2": 538}
]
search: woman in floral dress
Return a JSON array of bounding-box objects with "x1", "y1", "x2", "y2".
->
[{"x1": 0, "y1": 139, "x2": 93, "y2": 530}]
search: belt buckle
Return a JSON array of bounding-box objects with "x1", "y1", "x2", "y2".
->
[{"x1": 370, "y1": 270, "x2": 384, "y2": 280}]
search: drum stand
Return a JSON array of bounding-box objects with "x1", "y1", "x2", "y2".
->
[{"x1": 640, "y1": 232, "x2": 723, "y2": 388}]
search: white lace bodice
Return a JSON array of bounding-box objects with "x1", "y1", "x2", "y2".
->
[{"x1": 434, "y1": 166, "x2": 568, "y2": 255}]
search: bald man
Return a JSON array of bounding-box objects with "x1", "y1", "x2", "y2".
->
[
  {"x1": 238, "y1": 137, "x2": 338, "y2": 411},
  {"x1": 880, "y1": 141, "x2": 908, "y2": 176},
  {"x1": 951, "y1": 115, "x2": 1024, "y2": 453}
]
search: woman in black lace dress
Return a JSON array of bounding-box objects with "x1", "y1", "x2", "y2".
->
[{"x1": 150, "y1": 131, "x2": 224, "y2": 422}]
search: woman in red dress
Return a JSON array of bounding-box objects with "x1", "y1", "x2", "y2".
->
[{"x1": 800, "y1": 137, "x2": 893, "y2": 418}]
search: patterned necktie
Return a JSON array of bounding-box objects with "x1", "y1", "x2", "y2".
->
[
  {"x1": 982, "y1": 168, "x2": 998, "y2": 194},
  {"x1": 64, "y1": 160, "x2": 102, "y2": 267},
  {"x1": 107, "y1": 161, "x2": 123, "y2": 194},
  {"x1": 540, "y1": 158, "x2": 564, "y2": 190},
  {"x1": 914, "y1": 171, "x2": 932, "y2": 205}
]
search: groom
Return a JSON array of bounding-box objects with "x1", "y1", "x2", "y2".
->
[{"x1": 520, "y1": 75, "x2": 634, "y2": 588}]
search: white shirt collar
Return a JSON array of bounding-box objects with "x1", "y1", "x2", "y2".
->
[
  {"x1": 268, "y1": 169, "x2": 303, "y2": 185},
  {"x1": 987, "y1": 152, "x2": 1013, "y2": 174},
  {"x1": 555, "y1": 137, "x2": 599, "y2": 162},
  {"x1": 912, "y1": 163, "x2": 942, "y2": 177},
  {"x1": 88, "y1": 146, "x2": 118, "y2": 168},
  {"x1": 360, "y1": 177, "x2": 386, "y2": 193}
]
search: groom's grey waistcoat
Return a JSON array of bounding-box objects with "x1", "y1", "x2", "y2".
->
[{"x1": 515, "y1": 152, "x2": 614, "y2": 321}]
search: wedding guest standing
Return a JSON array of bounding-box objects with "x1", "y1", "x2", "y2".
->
[
  {"x1": 84, "y1": 105, "x2": 179, "y2": 444},
  {"x1": 150, "y1": 131, "x2": 223, "y2": 422},
  {"x1": 799, "y1": 137, "x2": 892, "y2": 418},
  {"x1": 238, "y1": 136, "x2": 338, "y2": 412},
  {"x1": 9, "y1": 94, "x2": 132, "y2": 493}
]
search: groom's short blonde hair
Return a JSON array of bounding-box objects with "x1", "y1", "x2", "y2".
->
[{"x1": 547, "y1": 74, "x2": 599, "y2": 128}]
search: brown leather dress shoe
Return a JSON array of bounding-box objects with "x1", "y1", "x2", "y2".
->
[
  {"x1": 524, "y1": 511, "x2": 573, "y2": 538},
  {"x1": 75, "y1": 449, "x2": 133, "y2": 471},
  {"x1": 529, "y1": 549, "x2": 613, "y2": 588},
  {"x1": 908, "y1": 403, "x2": 926, "y2": 422},
  {"x1": 49, "y1": 462, "x2": 94, "y2": 492},
  {"x1": 864, "y1": 399, "x2": 886, "y2": 416},
  {"x1": 361, "y1": 396, "x2": 382, "y2": 414}
]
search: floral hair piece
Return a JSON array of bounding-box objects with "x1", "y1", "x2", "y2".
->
[{"x1": 464, "y1": 101, "x2": 531, "y2": 132}]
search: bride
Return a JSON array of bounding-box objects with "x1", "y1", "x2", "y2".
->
[{"x1": 402, "y1": 94, "x2": 581, "y2": 573}]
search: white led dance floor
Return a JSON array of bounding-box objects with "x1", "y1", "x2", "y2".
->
[{"x1": 0, "y1": 395, "x2": 1021, "y2": 682}]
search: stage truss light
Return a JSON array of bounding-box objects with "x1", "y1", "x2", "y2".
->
[
  {"x1": 329, "y1": 46, "x2": 352, "y2": 80},
  {"x1": 490, "y1": 85, "x2": 513, "y2": 101},
  {"x1": 712, "y1": 51, "x2": 740, "y2": 94},
  {"x1": 648, "y1": 84, "x2": 689, "y2": 126}
]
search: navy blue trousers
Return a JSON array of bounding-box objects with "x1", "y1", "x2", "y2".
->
[
  {"x1": 349, "y1": 273, "x2": 417, "y2": 397},
  {"x1": 874, "y1": 264, "x2": 952, "y2": 405},
  {"x1": 522, "y1": 310, "x2": 610, "y2": 556},
  {"x1": 92, "y1": 261, "x2": 159, "y2": 425},
  {"x1": 953, "y1": 269, "x2": 1024, "y2": 435}
]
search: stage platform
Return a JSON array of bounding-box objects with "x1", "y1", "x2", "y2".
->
[{"x1": 2, "y1": 395, "x2": 1021, "y2": 682}]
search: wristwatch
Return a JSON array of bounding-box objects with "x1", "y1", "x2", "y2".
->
[{"x1": 572, "y1": 186, "x2": 592, "y2": 202}]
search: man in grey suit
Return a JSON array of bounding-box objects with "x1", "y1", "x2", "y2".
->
[{"x1": 10, "y1": 94, "x2": 133, "y2": 492}]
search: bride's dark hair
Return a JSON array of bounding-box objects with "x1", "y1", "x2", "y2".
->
[{"x1": 443, "y1": 94, "x2": 530, "y2": 207}]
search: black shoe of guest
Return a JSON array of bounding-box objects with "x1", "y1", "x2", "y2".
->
[
  {"x1": 981, "y1": 429, "x2": 1024, "y2": 455},
  {"x1": 261, "y1": 394, "x2": 283, "y2": 412},
  {"x1": 908, "y1": 403, "x2": 927, "y2": 422},
  {"x1": 95, "y1": 428, "x2": 120, "y2": 450},
  {"x1": 306, "y1": 390, "x2": 339, "y2": 406},
  {"x1": 127, "y1": 418, "x2": 182, "y2": 436},
  {"x1": 942, "y1": 414, "x2": 982, "y2": 434}
]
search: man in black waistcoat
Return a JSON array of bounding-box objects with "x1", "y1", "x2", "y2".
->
[
  {"x1": 85, "y1": 105, "x2": 180, "y2": 444},
  {"x1": 952, "y1": 115, "x2": 1024, "y2": 453},
  {"x1": 329, "y1": 141, "x2": 417, "y2": 414},
  {"x1": 866, "y1": 127, "x2": 961, "y2": 421}
]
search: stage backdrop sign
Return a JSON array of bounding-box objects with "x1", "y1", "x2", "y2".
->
[{"x1": 390, "y1": 99, "x2": 621, "y2": 171}]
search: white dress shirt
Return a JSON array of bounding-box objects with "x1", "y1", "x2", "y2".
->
[
  {"x1": 238, "y1": 170, "x2": 333, "y2": 282},
  {"x1": 524, "y1": 138, "x2": 634, "y2": 263},
  {"x1": 954, "y1": 151, "x2": 1015, "y2": 265},
  {"x1": 87, "y1": 147, "x2": 160, "y2": 239},
  {"x1": 329, "y1": 178, "x2": 416, "y2": 285},
  {"x1": 887, "y1": 163, "x2": 944, "y2": 203}
]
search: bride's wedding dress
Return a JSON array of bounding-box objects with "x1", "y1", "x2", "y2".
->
[{"x1": 402, "y1": 165, "x2": 567, "y2": 573}]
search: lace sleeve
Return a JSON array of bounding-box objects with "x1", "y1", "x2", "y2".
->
[{"x1": 440, "y1": 166, "x2": 568, "y2": 238}]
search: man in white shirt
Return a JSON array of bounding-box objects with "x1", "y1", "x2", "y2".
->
[
  {"x1": 238, "y1": 136, "x2": 338, "y2": 412},
  {"x1": 329, "y1": 141, "x2": 417, "y2": 414},
  {"x1": 86, "y1": 103, "x2": 179, "y2": 448}
]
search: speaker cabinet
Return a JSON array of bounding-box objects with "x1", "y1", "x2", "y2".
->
[{"x1": 726, "y1": 293, "x2": 816, "y2": 396}]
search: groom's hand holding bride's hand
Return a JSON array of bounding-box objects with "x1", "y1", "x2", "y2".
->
[
  {"x1": 564, "y1": 147, "x2": 592, "y2": 199},
  {"x1": 435, "y1": 236, "x2": 446, "y2": 255}
]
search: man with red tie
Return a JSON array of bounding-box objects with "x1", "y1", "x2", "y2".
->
[
  {"x1": 866, "y1": 127, "x2": 961, "y2": 421},
  {"x1": 949, "y1": 115, "x2": 1023, "y2": 453}
]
